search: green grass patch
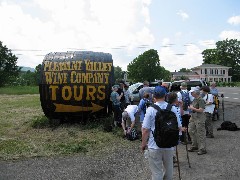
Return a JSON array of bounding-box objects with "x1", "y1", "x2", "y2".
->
[
  {"x1": 31, "y1": 116, "x2": 51, "y2": 128},
  {"x1": 0, "y1": 139, "x2": 33, "y2": 159},
  {"x1": 0, "y1": 93, "x2": 132, "y2": 160},
  {"x1": 0, "y1": 86, "x2": 39, "y2": 95}
]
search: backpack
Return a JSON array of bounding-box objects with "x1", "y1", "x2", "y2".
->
[
  {"x1": 180, "y1": 91, "x2": 190, "y2": 111},
  {"x1": 140, "y1": 98, "x2": 151, "y2": 114},
  {"x1": 126, "y1": 127, "x2": 139, "y2": 141},
  {"x1": 217, "y1": 121, "x2": 240, "y2": 131},
  {"x1": 152, "y1": 104, "x2": 179, "y2": 148}
]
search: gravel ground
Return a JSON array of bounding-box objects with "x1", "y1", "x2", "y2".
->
[{"x1": 0, "y1": 101, "x2": 240, "y2": 180}]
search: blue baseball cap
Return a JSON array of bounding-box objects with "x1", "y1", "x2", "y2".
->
[{"x1": 154, "y1": 86, "x2": 167, "y2": 98}]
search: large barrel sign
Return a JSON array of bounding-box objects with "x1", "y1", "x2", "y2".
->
[{"x1": 39, "y1": 51, "x2": 114, "y2": 120}]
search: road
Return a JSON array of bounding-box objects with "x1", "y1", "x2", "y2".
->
[{"x1": 217, "y1": 87, "x2": 240, "y2": 103}]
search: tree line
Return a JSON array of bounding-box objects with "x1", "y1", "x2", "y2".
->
[{"x1": 1, "y1": 39, "x2": 240, "y2": 87}]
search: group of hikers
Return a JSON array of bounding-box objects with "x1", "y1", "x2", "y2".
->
[{"x1": 110, "y1": 80, "x2": 219, "y2": 180}]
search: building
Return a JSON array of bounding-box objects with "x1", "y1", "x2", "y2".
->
[
  {"x1": 191, "y1": 64, "x2": 231, "y2": 82},
  {"x1": 171, "y1": 64, "x2": 232, "y2": 82}
]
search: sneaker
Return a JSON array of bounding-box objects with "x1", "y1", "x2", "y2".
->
[
  {"x1": 197, "y1": 150, "x2": 207, "y2": 155},
  {"x1": 206, "y1": 134, "x2": 214, "y2": 138},
  {"x1": 188, "y1": 147, "x2": 198, "y2": 152}
]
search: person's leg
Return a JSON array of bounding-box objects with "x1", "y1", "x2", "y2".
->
[
  {"x1": 205, "y1": 112, "x2": 214, "y2": 137},
  {"x1": 147, "y1": 149, "x2": 164, "y2": 180},
  {"x1": 162, "y1": 149, "x2": 174, "y2": 180},
  {"x1": 180, "y1": 114, "x2": 191, "y2": 142},
  {"x1": 196, "y1": 114, "x2": 207, "y2": 153},
  {"x1": 188, "y1": 116, "x2": 198, "y2": 149}
]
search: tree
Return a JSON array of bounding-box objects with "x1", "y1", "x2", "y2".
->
[
  {"x1": 202, "y1": 39, "x2": 240, "y2": 81},
  {"x1": 113, "y1": 66, "x2": 123, "y2": 83},
  {"x1": 0, "y1": 41, "x2": 20, "y2": 86},
  {"x1": 127, "y1": 49, "x2": 170, "y2": 82},
  {"x1": 179, "y1": 68, "x2": 191, "y2": 72},
  {"x1": 35, "y1": 64, "x2": 42, "y2": 85}
]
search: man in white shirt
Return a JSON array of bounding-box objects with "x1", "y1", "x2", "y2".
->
[
  {"x1": 141, "y1": 86, "x2": 182, "y2": 180},
  {"x1": 121, "y1": 105, "x2": 139, "y2": 135},
  {"x1": 201, "y1": 86, "x2": 215, "y2": 138},
  {"x1": 177, "y1": 82, "x2": 191, "y2": 143}
]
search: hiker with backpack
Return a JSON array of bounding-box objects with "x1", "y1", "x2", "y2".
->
[
  {"x1": 138, "y1": 92, "x2": 151, "y2": 125},
  {"x1": 121, "y1": 105, "x2": 139, "y2": 140},
  {"x1": 167, "y1": 92, "x2": 185, "y2": 167},
  {"x1": 188, "y1": 87, "x2": 207, "y2": 155},
  {"x1": 210, "y1": 82, "x2": 219, "y2": 121},
  {"x1": 141, "y1": 86, "x2": 182, "y2": 180},
  {"x1": 177, "y1": 82, "x2": 192, "y2": 144},
  {"x1": 201, "y1": 86, "x2": 215, "y2": 138}
]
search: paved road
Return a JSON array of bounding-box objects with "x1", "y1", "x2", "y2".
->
[{"x1": 217, "y1": 87, "x2": 240, "y2": 103}]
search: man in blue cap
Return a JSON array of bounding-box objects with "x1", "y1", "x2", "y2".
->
[{"x1": 141, "y1": 86, "x2": 182, "y2": 180}]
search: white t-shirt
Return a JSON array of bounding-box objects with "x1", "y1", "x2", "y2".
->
[
  {"x1": 203, "y1": 93, "x2": 215, "y2": 114},
  {"x1": 142, "y1": 101, "x2": 182, "y2": 150},
  {"x1": 124, "y1": 105, "x2": 138, "y2": 122}
]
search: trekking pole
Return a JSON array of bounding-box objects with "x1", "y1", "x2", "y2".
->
[
  {"x1": 175, "y1": 145, "x2": 181, "y2": 180},
  {"x1": 184, "y1": 131, "x2": 191, "y2": 168},
  {"x1": 221, "y1": 94, "x2": 225, "y2": 121}
]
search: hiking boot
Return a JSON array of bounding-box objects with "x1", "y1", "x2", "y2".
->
[
  {"x1": 173, "y1": 156, "x2": 178, "y2": 163},
  {"x1": 188, "y1": 147, "x2": 198, "y2": 152},
  {"x1": 197, "y1": 150, "x2": 207, "y2": 155},
  {"x1": 206, "y1": 134, "x2": 214, "y2": 138}
]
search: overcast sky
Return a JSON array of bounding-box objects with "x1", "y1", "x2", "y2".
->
[{"x1": 0, "y1": 0, "x2": 239, "y2": 72}]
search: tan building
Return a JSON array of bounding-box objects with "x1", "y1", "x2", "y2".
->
[
  {"x1": 171, "y1": 64, "x2": 232, "y2": 82},
  {"x1": 191, "y1": 64, "x2": 232, "y2": 82}
]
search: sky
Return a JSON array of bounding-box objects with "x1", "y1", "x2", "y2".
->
[{"x1": 0, "y1": 0, "x2": 240, "y2": 72}]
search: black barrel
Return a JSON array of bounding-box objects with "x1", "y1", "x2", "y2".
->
[{"x1": 39, "y1": 51, "x2": 114, "y2": 121}]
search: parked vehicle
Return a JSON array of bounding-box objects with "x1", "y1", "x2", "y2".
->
[{"x1": 170, "y1": 79, "x2": 207, "y2": 92}]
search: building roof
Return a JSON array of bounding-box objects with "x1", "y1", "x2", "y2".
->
[
  {"x1": 171, "y1": 72, "x2": 199, "y2": 76},
  {"x1": 192, "y1": 64, "x2": 231, "y2": 69}
]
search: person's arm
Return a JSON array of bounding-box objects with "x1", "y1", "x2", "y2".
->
[
  {"x1": 189, "y1": 98, "x2": 205, "y2": 113},
  {"x1": 141, "y1": 128, "x2": 150, "y2": 152},
  {"x1": 121, "y1": 119, "x2": 127, "y2": 135}
]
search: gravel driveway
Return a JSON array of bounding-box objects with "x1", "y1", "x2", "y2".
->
[{"x1": 1, "y1": 101, "x2": 240, "y2": 180}]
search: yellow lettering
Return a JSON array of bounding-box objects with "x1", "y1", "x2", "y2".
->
[
  {"x1": 49, "y1": 85, "x2": 58, "y2": 100},
  {"x1": 73, "y1": 85, "x2": 83, "y2": 101},
  {"x1": 86, "y1": 85, "x2": 96, "y2": 100},
  {"x1": 44, "y1": 72, "x2": 53, "y2": 84},
  {"x1": 43, "y1": 61, "x2": 52, "y2": 71},
  {"x1": 97, "y1": 86, "x2": 105, "y2": 100},
  {"x1": 62, "y1": 86, "x2": 72, "y2": 100}
]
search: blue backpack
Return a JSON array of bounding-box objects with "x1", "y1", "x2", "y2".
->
[
  {"x1": 140, "y1": 98, "x2": 150, "y2": 114},
  {"x1": 180, "y1": 91, "x2": 190, "y2": 111}
]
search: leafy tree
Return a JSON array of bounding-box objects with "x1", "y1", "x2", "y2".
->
[
  {"x1": 0, "y1": 41, "x2": 20, "y2": 86},
  {"x1": 127, "y1": 49, "x2": 170, "y2": 82},
  {"x1": 35, "y1": 64, "x2": 42, "y2": 85},
  {"x1": 202, "y1": 39, "x2": 240, "y2": 81},
  {"x1": 179, "y1": 68, "x2": 191, "y2": 72},
  {"x1": 114, "y1": 66, "x2": 123, "y2": 83}
]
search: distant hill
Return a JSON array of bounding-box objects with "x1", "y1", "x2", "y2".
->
[{"x1": 20, "y1": 66, "x2": 35, "y2": 72}]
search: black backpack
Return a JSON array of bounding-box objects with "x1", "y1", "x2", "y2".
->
[
  {"x1": 152, "y1": 104, "x2": 179, "y2": 148},
  {"x1": 126, "y1": 127, "x2": 138, "y2": 141},
  {"x1": 217, "y1": 121, "x2": 240, "y2": 131}
]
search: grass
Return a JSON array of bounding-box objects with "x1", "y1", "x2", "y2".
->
[
  {"x1": 0, "y1": 86, "x2": 39, "y2": 95},
  {"x1": 0, "y1": 91, "x2": 134, "y2": 160}
]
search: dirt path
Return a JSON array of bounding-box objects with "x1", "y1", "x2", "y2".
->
[{"x1": 0, "y1": 102, "x2": 240, "y2": 180}]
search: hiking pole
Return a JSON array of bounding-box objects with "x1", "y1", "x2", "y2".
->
[
  {"x1": 221, "y1": 94, "x2": 225, "y2": 121},
  {"x1": 175, "y1": 145, "x2": 181, "y2": 180},
  {"x1": 184, "y1": 131, "x2": 191, "y2": 168}
]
